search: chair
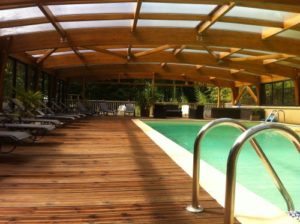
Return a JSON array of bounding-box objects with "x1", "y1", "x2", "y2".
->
[
  {"x1": 0, "y1": 120, "x2": 55, "y2": 141},
  {"x1": 6, "y1": 99, "x2": 63, "y2": 127},
  {"x1": 0, "y1": 130, "x2": 32, "y2": 154},
  {"x1": 99, "y1": 102, "x2": 116, "y2": 116},
  {"x1": 124, "y1": 103, "x2": 135, "y2": 116},
  {"x1": 36, "y1": 101, "x2": 78, "y2": 121}
]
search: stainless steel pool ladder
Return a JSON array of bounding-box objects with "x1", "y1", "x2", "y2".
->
[
  {"x1": 186, "y1": 118, "x2": 300, "y2": 224},
  {"x1": 265, "y1": 109, "x2": 286, "y2": 122}
]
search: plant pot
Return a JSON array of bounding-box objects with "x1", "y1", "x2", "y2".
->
[{"x1": 140, "y1": 108, "x2": 150, "y2": 117}]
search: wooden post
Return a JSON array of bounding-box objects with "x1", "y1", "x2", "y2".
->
[
  {"x1": 49, "y1": 75, "x2": 57, "y2": 102},
  {"x1": 12, "y1": 59, "x2": 16, "y2": 98},
  {"x1": 294, "y1": 78, "x2": 300, "y2": 106},
  {"x1": 217, "y1": 87, "x2": 221, "y2": 108},
  {"x1": 150, "y1": 73, "x2": 155, "y2": 117},
  {"x1": 255, "y1": 84, "x2": 261, "y2": 106},
  {"x1": 81, "y1": 78, "x2": 86, "y2": 100},
  {"x1": 172, "y1": 80, "x2": 176, "y2": 102},
  {"x1": 34, "y1": 67, "x2": 41, "y2": 91},
  {"x1": 24, "y1": 64, "x2": 29, "y2": 91},
  {"x1": 0, "y1": 37, "x2": 12, "y2": 111},
  {"x1": 231, "y1": 87, "x2": 239, "y2": 105},
  {"x1": 234, "y1": 86, "x2": 247, "y2": 105}
]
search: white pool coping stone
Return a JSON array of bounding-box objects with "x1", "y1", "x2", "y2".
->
[{"x1": 133, "y1": 119, "x2": 297, "y2": 224}]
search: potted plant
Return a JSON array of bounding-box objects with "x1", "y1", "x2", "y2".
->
[
  {"x1": 16, "y1": 89, "x2": 43, "y2": 116},
  {"x1": 250, "y1": 108, "x2": 264, "y2": 121},
  {"x1": 135, "y1": 84, "x2": 159, "y2": 117}
]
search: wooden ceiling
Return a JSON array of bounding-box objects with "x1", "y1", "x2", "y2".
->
[{"x1": 1, "y1": 0, "x2": 300, "y2": 88}]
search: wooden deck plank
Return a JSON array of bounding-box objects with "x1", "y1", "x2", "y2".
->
[{"x1": 0, "y1": 117, "x2": 238, "y2": 223}]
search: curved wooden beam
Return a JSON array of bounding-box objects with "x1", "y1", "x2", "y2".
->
[
  {"x1": 42, "y1": 51, "x2": 299, "y2": 79},
  {"x1": 55, "y1": 63, "x2": 261, "y2": 84},
  {"x1": 9, "y1": 28, "x2": 300, "y2": 59},
  {"x1": 1, "y1": 0, "x2": 300, "y2": 12}
]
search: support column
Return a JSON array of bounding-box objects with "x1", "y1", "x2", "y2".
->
[
  {"x1": 231, "y1": 87, "x2": 239, "y2": 106},
  {"x1": 294, "y1": 78, "x2": 300, "y2": 106},
  {"x1": 255, "y1": 84, "x2": 261, "y2": 106},
  {"x1": 217, "y1": 87, "x2": 221, "y2": 108},
  {"x1": 34, "y1": 67, "x2": 41, "y2": 91},
  {"x1": 172, "y1": 80, "x2": 176, "y2": 102},
  {"x1": 49, "y1": 75, "x2": 57, "y2": 102},
  {"x1": 150, "y1": 73, "x2": 156, "y2": 117},
  {"x1": 0, "y1": 37, "x2": 12, "y2": 111},
  {"x1": 81, "y1": 78, "x2": 86, "y2": 100}
]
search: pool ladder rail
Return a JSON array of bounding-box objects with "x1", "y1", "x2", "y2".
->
[
  {"x1": 186, "y1": 118, "x2": 300, "y2": 224},
  {"x1": 265, "y1": 109, "x2": 286, "y2": 123}
]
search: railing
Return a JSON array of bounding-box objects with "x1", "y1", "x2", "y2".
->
[
  {"x1": 224, "y1": 123, "x2": 300, "y2": 223},
  {"x1": 265, "y1": 109, "x2": 286, "y2": 123},
  {"x1": 186, "y1": 118, "x2": 300, "y2": 223},
  {"x1": 65, "y1": 100, "x2": 136, "y2": 114}
]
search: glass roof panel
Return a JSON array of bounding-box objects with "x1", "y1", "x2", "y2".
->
[
  {"x1": 183, "y1": 49, "x2": 207, "y2": 53},
  {"x1": 0, "y1": 23, "x2": 55, "y2": 36},
  {"x1": 225, "y1": 6, "x2": 298, "y2": 22},
  {"x1": 49, "y1": 3, "x2": 136, "y2": 16},
  {"x1": 51, "y1": 50, "x2": 95, "y2": 56},
  {"x1": 211, "y1": 22, "x2": 262, "y2": 33},
  {"x1": 0, "y1": 7, "x2": 44, "y2": 21},
  {"x1": 138, "y1": 20, "x2": 199, "y2": 28},
  {"x1": 60, "y1": 20, "x2": 132, "y2": 29},
  {"x1": 278, "y1": 30, "x2": 300, "y2": 40},
  {"x1": 140, "y1": 3, "x2": 216, "y2": 15}
]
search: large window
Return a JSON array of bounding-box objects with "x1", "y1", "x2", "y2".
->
[
  {"x1": 3, "y1": 59, "x2": 14, "y2": 99},
  {"x1": 15, "y1": 62, "x2": 26, "y2": 95},
  {"x1": 262, "y1": 80, "x2": 295, "y2": 106},
  {"x1": 4, "y1": 57, "x2": 49, "y2": 100}
]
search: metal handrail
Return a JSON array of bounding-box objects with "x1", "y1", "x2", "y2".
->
[
  {"x1": 224, "y1": 123, "x2": 300, "y2": 224},
  {"x1": 278, "y1": 109, "x2": 286, "y2": 123},
  {"x1": 187, "y1": 118, "x2": 296, "y2": 215},
  {"x1": 266, "y1": 109, "x2": 286, "y2": 123}
]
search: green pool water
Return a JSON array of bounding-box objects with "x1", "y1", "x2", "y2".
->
[{"x1": 144, "y1": 120, "x2": 300, "y2": 211}]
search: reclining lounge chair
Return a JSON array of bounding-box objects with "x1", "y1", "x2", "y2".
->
[{"x1": 0, "y1": 130, "x2": 32, "y2": 154}]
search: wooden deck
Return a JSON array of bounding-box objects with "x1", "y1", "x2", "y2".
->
[{"x1": 0, "y1": 117, "x2": 238, "y2": 223}]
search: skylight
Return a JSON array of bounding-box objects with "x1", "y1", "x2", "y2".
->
[
  {"x1": 48, "y1": 3, "x2": 136, "y2": 16},
  {"x1": 0, "y1": 7, "x2": 44, "y2": 21},
  {"x1": 140, "y1": 3, "x2": 216, "y2": 15}
]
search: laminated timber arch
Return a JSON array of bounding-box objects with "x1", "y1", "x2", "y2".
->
[{"x1": 1, "y1": 0, "x2": 300, "y2": 105}]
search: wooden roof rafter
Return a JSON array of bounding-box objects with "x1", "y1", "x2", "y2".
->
[
  {"x1": 197, "y1": 1, "x2": 235, "y2": 34},
  {"x1": 229, "y1": 53, "x2": 296, "y2": 63},
  {"x1": 83, "y1": 46, "x2": 126, "y2": 59},
  {"x1": 173, "y1": 45, "x2": 186, "y2": 56},
  {"x1": 131, "y1": 0, "x2": 142, "y2": 32},
  {"x1": 262, "y1": 14, "x2": 300, "y2": 40},
  {"x1": 133, "y1": 44, "x2": 177, "y2": 58},
  {"x1": 218, "y1": 48, "x2": 242, "y2": 60},
  {"x1": 38, "y1": 4, "x2": 89, "y2": 67},
  {"x1": 36, "y1": 48, "x2": 57, "y2": 64}
]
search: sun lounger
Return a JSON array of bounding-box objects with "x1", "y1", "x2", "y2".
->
[
  {"x1": 4, "y1": 100, "x2": 63, "y2": 127},
  {"x1": 99, "y1": 102, "x2": 116, "y2": 115},
  {"x1": 0, "y1": 130, "x2": 32, "y2": 154},
  {"x1": 0, "y1": 121, "x2": 55, "y2": 141}
]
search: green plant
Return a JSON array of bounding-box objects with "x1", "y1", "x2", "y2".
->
[
  {"x1": 16, "y1": 89, "x2": 43, "y2": 112},
  {"x1": 135, "y1": 83, "x2": 160, "y2": 116}
]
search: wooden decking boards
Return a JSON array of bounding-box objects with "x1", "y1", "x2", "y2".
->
[{"x1": 0, "y1": 117, "x2": 238, "y2": 223}]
